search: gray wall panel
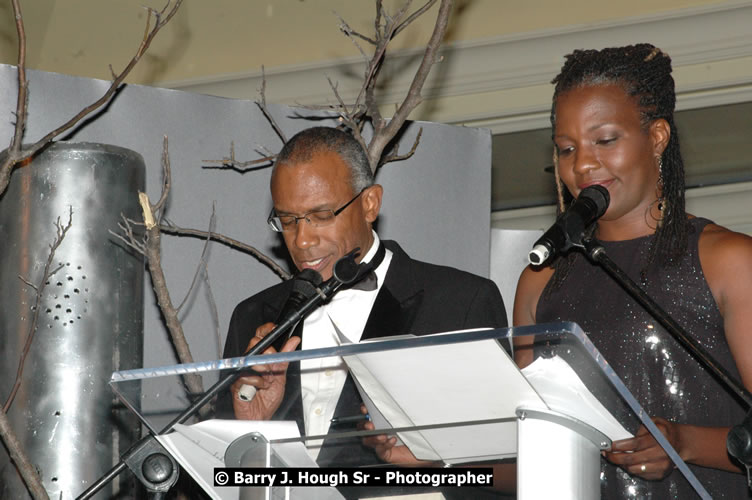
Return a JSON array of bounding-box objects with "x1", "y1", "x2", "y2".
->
[{"x1": 0, "y1": 65, "x2": 493, "y2": 397}]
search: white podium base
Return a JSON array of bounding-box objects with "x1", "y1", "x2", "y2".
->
[{"x1": 517, "y1": 407, "x2": 610, "y2": 500}]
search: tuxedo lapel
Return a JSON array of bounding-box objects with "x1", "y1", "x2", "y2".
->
[
  {"x1": 261, "y1": 300, "x2": 281, "y2": 324},
  {"x1": 360, "y1": 241, "x2": 424, "y2": 341}
]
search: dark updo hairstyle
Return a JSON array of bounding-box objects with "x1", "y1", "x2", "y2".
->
[{"x1": 547, "y1": 43, "x2": 690, "y2": 286}]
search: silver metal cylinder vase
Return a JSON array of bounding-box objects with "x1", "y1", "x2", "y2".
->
[{"x1": 0, "y1": 142, "x2": 145, "y2": 499}]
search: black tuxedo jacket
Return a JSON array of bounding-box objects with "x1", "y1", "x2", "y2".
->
[{"x1": 216, "y1": 240, "x2": 507, "y2": 465}]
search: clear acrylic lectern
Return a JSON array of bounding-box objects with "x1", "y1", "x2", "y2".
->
[{"x1": 109, "y1": 322, "x2": 709, "y2": 500}]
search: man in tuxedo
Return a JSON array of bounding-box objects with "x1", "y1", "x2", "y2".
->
[{"x1": 219, "y1": 126, "x2": 507, "y2": 466}]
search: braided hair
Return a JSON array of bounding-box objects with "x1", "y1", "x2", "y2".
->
[{"x1": 547, "y1": 43, "x2": 690, "y2": 288}]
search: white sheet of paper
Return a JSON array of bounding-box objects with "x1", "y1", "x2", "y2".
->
[
  {"x1": 332, "y1": 325, "x2": 546, "y2": 463},
  {"x1": 157, "y1": 419, "x2": 315, "y2": 500},
  {"x1": 329, "y1": 318, "x2": 417, "y2": 451},
  {"x1": 521, "y1": 355, "x2": 633, "y2": 441},
  {"x1": 323, "y1": 321, "x2": 631, "y2": 465}
]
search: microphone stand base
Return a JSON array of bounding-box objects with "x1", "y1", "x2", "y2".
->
[{"x1": 124, "y1": 436, "x2": 180, "y2": 498}]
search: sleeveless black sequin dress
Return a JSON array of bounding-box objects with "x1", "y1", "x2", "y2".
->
[{"x1": 536, "y1": 217, "x2": 748, "y2": 499}]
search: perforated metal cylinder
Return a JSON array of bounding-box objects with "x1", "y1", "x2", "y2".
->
[{"x1": 0, "y1": 142, "x2": 145, "y2": 499}]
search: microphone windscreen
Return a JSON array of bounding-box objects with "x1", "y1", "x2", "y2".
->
[
  {"x1": 580, "y1": 184, "x2": 610, "y2": 219},
  {"x1": 276, "y1": 269, "x2": 323, "y2": 324},
  {"x1": 333, "y1": 252, "x2": 360, "y2": 284},
  {"x1": 270, "y1": 268, "x2": 323, "y2": 351},
  {"x1": 295, "y1": 268, "x2": 323, "y2": 288}
]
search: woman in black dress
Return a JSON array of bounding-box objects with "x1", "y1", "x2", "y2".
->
[{"x1": 514, "y1": 44, "x2": 752, "y2": 498}]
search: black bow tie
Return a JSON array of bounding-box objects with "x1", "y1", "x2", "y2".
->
[
  {"x1": 349, "y1": 271, "x2": 378, "y2": 291},
  {"x1": 343, "y1": 242, "x2": 385, "y2": 292}
]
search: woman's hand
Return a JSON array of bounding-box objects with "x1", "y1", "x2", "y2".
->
[{"x1": 605, "y1": 417, "x2": 681, "y2": 480}]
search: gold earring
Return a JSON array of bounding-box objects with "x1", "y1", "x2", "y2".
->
[{"x1": 647, "y1": 156, "x2": 666, "y2": 229}]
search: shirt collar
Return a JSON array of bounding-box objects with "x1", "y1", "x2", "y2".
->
[{"x1": 359, "y1": 230, "x2": 381, "y2": 266}]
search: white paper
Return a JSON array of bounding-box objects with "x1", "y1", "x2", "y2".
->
[
  {"x1": 329, "y1": 319, "x2": 414, "y2": 450},
  {"x1": 157, "y1": 419, "x2": 315, "y2": 500},
  {"x1": 336, "y1": 326, "x2": 546, "y2": 463},
  {"x1": 336, "y1": 326, "x2": 634, "y2": 464},
  {"x1": 521, "y1": 355, "x2": 633, "y2": 441}
]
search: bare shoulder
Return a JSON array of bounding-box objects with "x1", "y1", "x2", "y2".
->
[
  {"x1": 517, "y1": 264, "x2": 556, "y2": 292},
  {"x1": 698, "y1": 223, "x2": 752, "y2": 271},
  {"x1": 513, "y1": 264, "x2": 555, "y2": 366},
  {"x1": 697, "y1": 222, "x2": 752, "y2": 315},
  {"x1": 513, "y1": 264, "x2": 555, "y2": 327},
  {"x1": 697, "y1": 222, "x2": 752, "y2": 385}
]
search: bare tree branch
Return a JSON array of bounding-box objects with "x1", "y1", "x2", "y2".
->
[
  {"x1": 326, "y1": 1, "x2": 448, "y2": 174},
  {"x1": 152, "y1": 135, "x2": 172, "y2": 217},
  {"x1": 0, "y1": 206, "x2": 71, "y2": 500},
  {"x1": 176, "y1": 207, "x2": 216, "y2": 312},
  {"x1": 257, "y1": 66, "x2": 287, "y2": 144},
  {"x1": 158, "y1": 222, "x2": 291, "y2": 280},
  {"x1": 114, "y1": 213, "x2": 292, "y2": 281},
  {"x1": 255, "y1": 144, "x2": 276, "y2": 158},
  {"x1": 203, "y1": 67, "x2": 289, "y2": 171},
  {"x1": 8, "y1": 0, "x2": 27, "y2": 155},
  {"x1": 197, "y1": 205, "x2": 223, "y2": 357},
  {"x1": 133, "y1": 137, "x2": 205, "y2": 403},
  {"x1": 202, "y1": 141, "x2": 275, "y2": 171},
  {"x1": 375, "y1": 0, "x2": 385, "y2": 34},
  {"x1": 205, "y1": 1, "x2": 445, "y2": 177},
  {"x1": 203, "y1": 259, "x2": 222, "y2": 358},
  {"x1": 17, "y1": 276, "x2": 36, "y2": 289},
  {"x1": 0, "y1": 0, "x2": 184, "y2": 197},
  {"x1": 325, "y1": 77, "x2": 369, "y2": 154},
  {"x1": 381, "y1": 127, "x2": 423, "y2": 164},
  {"x1": 393, "y1": 0, "x2": 439, "y2": 38},
  {"x1": 366, "y1": 0, "x2": 451, "y2": 172},
  {"x1": 356, "y1": 0, "x2": 418, "y2": 124},
  {"x1": 358, "y1": 44, "x2": 387, "y2": 127},
  {"x1": 1, "y1": 0, "x2": 29, "y2": 195},
  {"x1": 5, "y1": 208, "x2": 73, "y2": 412},
  {"x1": 111, "y1": 215, "x2": 147, "y2": 254},
  {"x1": 335, "y1": 12, "x2": 373, "y2": 57},
  {"x1": 0, "y1": 411, "x2": 48, "y2": 500}
]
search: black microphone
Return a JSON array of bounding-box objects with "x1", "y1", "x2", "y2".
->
[
  {"x1": 236, "y1": 249, "x2": 362, "y2": 402},
  {"x1": 246, "y1": 247, "x2": 363, "y2": 357},
  {"x1": 317, "y1": 247, "x2": 363, "y2": 297},
  {"x1": 238, "y1": 269, "x2": 323, "y2": 401},
  {"x1": 528, "y1": 184, "x2": 610, "y2": 265},
  {"x1": 270, "y1": 268, "x2": 324, "y2": 352},
  {"x1": 332, "y1": 247, "x2": 362, "y2": 283}
]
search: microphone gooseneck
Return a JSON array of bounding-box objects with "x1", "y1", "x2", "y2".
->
[
  {"x1": 528, "y1": 184, "x2": 610, "y2": 266},
  {"x1": 270, "y1": 268, "x2": 324, "y2": 352},
  {"x1": 247, "y1": 247, "x2": 365, "y2": 357}
]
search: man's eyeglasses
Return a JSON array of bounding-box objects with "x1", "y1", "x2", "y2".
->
[{"x1": 267, "y1": 188, "x2": 365, "y2": 233}]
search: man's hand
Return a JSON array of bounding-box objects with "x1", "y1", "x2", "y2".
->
[
  {"x1": 231, "y1": 322, "x2": 301, "y2": 421},
  {"x1": 605, "y1": 417, "x2": 681, "y2": 480},
  {"x1": 358, "y1": 405, "x2": 436, "y2": 466}
]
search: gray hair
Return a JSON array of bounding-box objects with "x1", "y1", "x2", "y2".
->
[{"x1": 274, "y1": 127, "x2": 374, "y2": 192}]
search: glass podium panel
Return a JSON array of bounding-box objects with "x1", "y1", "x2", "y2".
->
[{"x1": 109, "y1": 323, "x2": 711, "y2": 499}]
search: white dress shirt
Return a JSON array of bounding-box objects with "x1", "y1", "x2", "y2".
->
[{"x1": 299, "y1": 231, "x2": 392, "y2": 459}]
